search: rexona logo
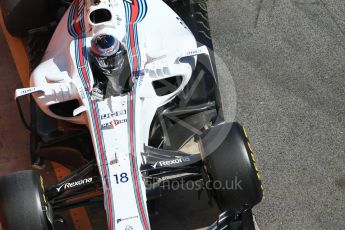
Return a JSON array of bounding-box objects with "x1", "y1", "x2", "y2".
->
[
  {"x1": 56, "y1": 177, "x2": 93, "y2": 192},
  {"x1": 153, "y1": 157, "x2": 190, "y2": 168}
]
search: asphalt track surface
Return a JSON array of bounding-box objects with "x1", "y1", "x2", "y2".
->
[
  {"x1": 207, "y1": 0, "x2": 345, "y2": 229},
  {"x1": 1, "y1": 0, "x2": 345, "y2": 229}
]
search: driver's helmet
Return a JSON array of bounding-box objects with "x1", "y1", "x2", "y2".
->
[{"x1": 91, "y1": 34, "x2": 123, "y2": 75}]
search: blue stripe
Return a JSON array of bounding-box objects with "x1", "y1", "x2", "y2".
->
[
  {"x1": 68, "y1": 3, "x2": 77, "y2": 37},
  {"x1": 133, "y1": 23, "x2": 141, "y2": 73},
  {"x1": 124, "y1": 2, "x2": 134, "y2": 69},
  {"x1": 132, "y1": 84, "x2": 150, "y2": 224},
  {"x1": 138, "y1": 0, "x2": 143, "y2": 23},
  {"x1": 67, "y1": 0, "x2": 114, "y2": 226},
  {"x1": 126, "y1": 93, "x2": 142, "y2": 224},
  {"x1": 79, "y1": 6, "x2": 91, "y2": 82},
  {"x1": 124, "y1": 0, "x2": 150, "y2": 228},
  {"x1": 94, "y1": 102, "x2": 113, "y2": 221},
  {"x1": 138, "y1": 0, "x2": 147, "y2": 22}
]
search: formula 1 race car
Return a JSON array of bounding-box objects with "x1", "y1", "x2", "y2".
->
[{"x1": 0, "y1": 0, "x2": 263, "y2": 229}]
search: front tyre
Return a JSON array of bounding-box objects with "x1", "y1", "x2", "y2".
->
[
  {"x1": 0, "y1": 170, "x2": 51, "y2": 230},
  {"x1": 200, "y1": 122, "x2": 263, "y2": 211}
]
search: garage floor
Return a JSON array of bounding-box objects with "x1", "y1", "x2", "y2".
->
[{"x1": 1, "y1": 0, "x2": 345, "y2": 229}]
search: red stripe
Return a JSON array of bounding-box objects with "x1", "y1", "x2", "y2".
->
[
  {"x1": 73, "y1": 1, "x2": 90, "y2": 90},
  {"x1": 127, "y1": 1, "x2": 150, "y2": 229},
  {"x1": 129, "y1": 0, "x2": 140, "y2": 73},
  {"x1": 129, "y1": 26, "x2": 138, "y2": 72},
  {"x1": 78, "y1": 39, "x2": 90, "y2": 90},
  {"x1": 73, "y1": 1, "x2": 81, "y2": 36},
  {"x1": 71, "y1": 1, "x2": 113, "y2": 228},
  {"x1": 92, "y1": 102, "x2": 114, "y2": 230},
  {"x1": 129, "y1": 93, "x2": 149, "y2": 230},
  {"x1": 130, "y1": 0, "x2": 139, "y2": 23}
]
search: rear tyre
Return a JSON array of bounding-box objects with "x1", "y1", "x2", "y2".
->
[
  {"x1": 166, "y1": 0, "x2": 223, "y2": 119},
  {"x1": 0, "y1": 0, "x2": 50, "y2": 36},
  {"x1": 0, "y1": 170, "x2": 50, "y2": 230},
  {"x1": 200, "y1": 122, "x2": 263, "y2": 211},
  {"x1": 165, "y1": 0, "x2": 213, "y2": 49}
]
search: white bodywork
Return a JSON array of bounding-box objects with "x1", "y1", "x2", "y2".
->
[{"x1": 15, "y1": 0, "x2": 211, "y2": 229}]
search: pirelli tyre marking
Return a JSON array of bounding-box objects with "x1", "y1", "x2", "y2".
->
[
  {"x1": 40, "y1": 175, "x2": 48, "y2": 212},
  {"x1": 243, "y1": 127, "x2": 263, "y2": 192}
]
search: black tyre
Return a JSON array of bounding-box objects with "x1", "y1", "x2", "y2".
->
[
  {"x1": 0, "y1": 170, "x2": 51, "y2": 230},
  {"x1": 200, "y1": 122, "x2": 263, "y2": 211},
  {"x1": 0, "y1": 0, "x2": 50, "y2": 36},
  {"x1": 165, "y1": 0, "x2": 213, "y2": 49},
  {"x1": 166, "y1": 0, "x2": 223, "y2": 120}
]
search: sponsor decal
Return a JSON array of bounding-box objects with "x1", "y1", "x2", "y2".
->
[
  {"x1": 179, "y1": 46, "x2": 208, "y2": 61},
  {"x1": 116, "y1": 216, "x2": 138, "y2": 224},
  {"x1": 100, "y1": 110, "x2": 127, "y2": 120},
  {"x1": 102, "y1": 119, "x2": 128, "y2": 128},
  {"x1": 56, "y1": 177, "x2": 93, "y2": 192},
  {"x1": 20, "y1": 88, "x2": 39, "y2": 95},
  {"x1": 153, "y1": 157, "x2": 191, "y2": 168},
  {"x1": 185, "y1": 47, "x2": 205, "y2": 57},
  {"x1": 15, "y1": 87, "x2": 44, "y2": 98}
]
